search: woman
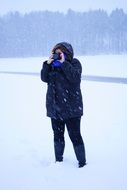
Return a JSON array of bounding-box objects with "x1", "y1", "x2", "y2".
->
[{"x1": 41, "y1": 42, "x2": 86, "y2": 168}]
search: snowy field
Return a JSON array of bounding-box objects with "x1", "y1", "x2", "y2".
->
[{"x1": 0, "y1": 55, "x2": 127, "y2": 190}]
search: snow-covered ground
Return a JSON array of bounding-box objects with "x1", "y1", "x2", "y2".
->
[{"x1": 0, "y1": 55, "x2": 127, "y2": 190}]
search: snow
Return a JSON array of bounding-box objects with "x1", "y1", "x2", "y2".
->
[
  {"x1": 79, "y1": 54, "x2": 127, "y2": 78},
  {"x1": 0, "y1": 55, "x2": 127, "y2": 190}
]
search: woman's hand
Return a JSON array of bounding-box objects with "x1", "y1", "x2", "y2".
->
[{"x1": 47, "y1": 54, "x2": 54, "y2": 64}]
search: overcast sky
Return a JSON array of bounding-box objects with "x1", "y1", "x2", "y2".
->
[{"x1": 0, "y1": 0, "x2": 127, "y2": 15}]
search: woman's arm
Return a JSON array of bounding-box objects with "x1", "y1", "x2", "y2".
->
[
  {"x1": 40, "y1": 61, "x2": 51, "y2": 83},
  {"x1": 61, "y1": 58, "x2": 82, "y2": 83}
]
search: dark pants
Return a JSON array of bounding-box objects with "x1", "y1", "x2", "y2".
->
[{"x1": 51, "y1": 117, "x2": 86, "y2": 166}]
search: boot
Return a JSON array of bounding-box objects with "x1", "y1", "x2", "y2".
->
[
  {"x1": 54, "y1": 141, "x2": 65, "y2": 162},
  {"x1": 73, "y1": 144, "x2": 86, "y2": 168}
]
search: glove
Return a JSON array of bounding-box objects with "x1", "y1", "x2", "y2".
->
[{"x1": 52, "y1": 60, "x2": 62, "y2": 68}]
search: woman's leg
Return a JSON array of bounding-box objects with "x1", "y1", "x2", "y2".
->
[
  {"x1": 66, "y1": 117, "x2": 86, "y2": 167},
  {"x1": 51, "y1": 118, "x2": 65, "y2": 162}
]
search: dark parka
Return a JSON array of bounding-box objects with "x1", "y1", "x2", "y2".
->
[{"x1": 41, "y1": 43, "x2": 83, "y2": 120}]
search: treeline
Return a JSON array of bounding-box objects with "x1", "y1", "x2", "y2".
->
[{"x1": 0, "y1": 8, "x2": 127, "y2": 57}]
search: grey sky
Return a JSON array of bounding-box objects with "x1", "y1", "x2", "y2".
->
[{"x1": 0, "y1": 0, "x2": 127, "y2": 15}]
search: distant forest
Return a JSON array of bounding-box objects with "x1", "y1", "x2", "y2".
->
[{"x1": 0, "y1": 8, "x2": 127, "y2": 57}]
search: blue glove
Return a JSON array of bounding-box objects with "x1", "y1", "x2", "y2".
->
[{"x1": 52, "y1": 60, "x2": 62, "y2": 68}]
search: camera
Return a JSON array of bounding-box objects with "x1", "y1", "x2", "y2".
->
[{"x1": 52, "y1": 53, "x2": 61, "y2": 61}]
